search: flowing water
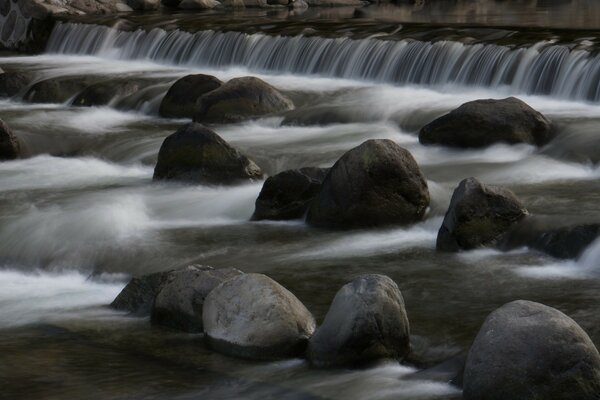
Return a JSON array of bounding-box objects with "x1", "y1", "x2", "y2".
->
[{"x1": 4, "y1": 5, "x2": 600, "y2": 399}]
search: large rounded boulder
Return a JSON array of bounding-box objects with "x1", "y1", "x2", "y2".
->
[
  {"x1": 153, "y1": 123, "x2": 263, "y2": 184},
  {"x1": 251, "y1": 167, "x2": 329, "y2": 221},
  {"x1": 463, "y1": 300, "x2": 600, "y2": 400},
  {"x1": 159, "y1": 74, "x2": 222, "y2": 118},
  {"x1": 151, "y1": 266, "x2": 242, "y2": 332},
  {"x1": 306, "y1": 139, "x2": 430, "y2": 229},
  {"x1": 308, "y1": 274, "x2": 410, "y2": 368},
  {"x1": 437, "y1": 177, "x2": 528, "y2": 251},
  {"x1": 0, "y1": 119, "x2": 20, "y2": 161},
  {"x1": 202, "y1": 273, "x2": 316, "y2": 360},
  {"x1": 193, "y1": 76, "x2": 294, "y2": 123},
  {"x1": 419, "y1": 97, "x2": 555, "y2": 148}
]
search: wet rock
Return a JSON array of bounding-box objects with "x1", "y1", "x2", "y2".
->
[
  {"x1": 24, "y1": 76, "x2": 98, "y2": 104},
  {"x1": 405, "y1": 353, "x2": 466, "y2": 386},
  {"x1": 159, "y1": 74, "x2": 222, "y2": 118},
  {"x1": 419, "y1": 97, "x2": 555, "y2": 148},
  {"x1": 127, "y1": 0, "x2": 161, "y2": 9},
  {"x1": 498, "y1": 217, "x2": 600, "y2": 259},
  {"x1": 72, "y1": 79, "x2": 149, "y2": 107},
  {"x1": 178, "y1": 0, "x2": 222, "y2": 8},
  {"x1": 151, "y1": 267, "x2": 242, "y2": 332},
  {"x1": 153, "y1": 123, "x2": 263, "y2": 184},
  {"x1": 161, "y1": 0, "x2": 182, "y2": 7},
  {"x1": 437, "y1": 177, "x2": 528, "y2": 252},
  {"x1": 463, "y1": 300, "x2": 600, "y2": 400},
  {"x1": 0, "y1": 71, "x2": 30, "y2": 98},
  {"x1": 251, "y1": 167, "x2": 329, "y2": 221},
  {"x1": 306, "y1": 139, "x2": 430, "y2": 229},
  {"x1": 0, "y1": 119, "x2": 20, "y2": 161},
  {"x1": 193, "y1": 76, "x2": 294, "y2": 123},
  {"x1": 110, "y1": 269, "x2": 176, "y2": 315},
  {"x1": 203, "y1": 273, "x2": 316, "y2": 360},
  {"x1": 308, "y1": 274, "x2": 410, "y2": 367}
]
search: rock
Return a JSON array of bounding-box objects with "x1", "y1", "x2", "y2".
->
[
  {"x1": 307, "y1": 274, "x2": 410, "y2": 367},
  {"x1": 72, "y1": 79, "x2": 149, "y2": 107},
  {"x1": 110, "y1": 269, "x2": 176, "y2": 315},
  {"x1": 251, "y1": 167, "x2": 328, "y2": 221},
  {"x1": 193, "y1": 77, "x2": 294, "y2": 124},
  {"x1": 437, "y1": 177, "x2": 528, "y2": 252},
  {"x1": 127, "y1": 0, "x2": 161, "y2": 9},
  {"x1": 306, "y1": 139, "x2": 430, "y2": 229},
  {"x1": 419, "y1": 97, "x2": 555, "y2": 148},
  {"x1": 0, "y1": 71, "x2": 30, "y2": 98},
  {"x1": 463, "y1": 300, "x2": 600, "y2": 400},
  {"x1": 178, "y1": 0, "x2": 222, "y2": 8},
  {"x1": 153, "y1": 123, "x2": 263, "y2": 184},
  {"x1": 203, "y1": 273, "x2": 316, "y2": 360},
  {"x1": 151, "y1": 267, "x2": 242, "y2": 332},
  {"x1": 498, "y1": 217, "x2": 600, "y2": 259},
  {"x1": 405, "y1": 353, "x2": 466, "y2": 386},
  {"x1": 24, "y1": 76, "x2": 98, "y2": 104},
  {"x1": 0, "y1": 119, "x2": 20, "y2": 160},
  {"x1": 161, "y1": 0, "x2": 182, "y2": 7},
  {"x1": 159, "y1": 74, "x2": 222, "y2": 118}
]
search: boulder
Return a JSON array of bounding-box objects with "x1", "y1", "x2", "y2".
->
[
  {"x1": 151, "y1": 267, "x2": 243, "y2": 332},
  {"x1": 0, "y1": 119, "x2": 20, "y2": 160},
  {"x1": 24, "y1": 76, "x2": 98, "y2": 104},
  {"x1": 72, "y1": 79, "x2": 149, "y2": 107},
  {"x1": 0, "y1": 71, "x2": 30, "y2": 98},
  {"x1": 161, "y1": 0, "x2": 182, "y2": 7},
  {"x1": 419, "y1": 97, "x2": 555, "y2": 148},
  {"x1": 463, "y1": 300, "x2": 600, "y2": 400},
  {"x1": 251, "y1": 167, "x2": 329, "y2": 221},
  {"x1": 159, "y1": 74, "x2": 222, "y2": 118},
  {"x1": 127, "y1": 0, "x2": 161, "y2": 9},
  {"x1": 306, "y1": 139, "x2": 430, "y2": 229},
  {"x1": 193, "y1": 76, "x2": 294, "y2": 123},
  {"x1": 178, "y1": 0, "x2": 222, "y2": 8},
  {"x1": 437, "y1": 177, "x2": 528, "y2": 252},
  {"x1": 110, "y1": 269, "x2": 176, "y2": 315},
  {"x1": 203, "y1": 273, "x2": 316, "y2": 360},
  {"x1": 153, "y1": 123, "x2": 263, "y2": 184},
  {"x1": 307, "y1": 274, "x2": 410, "y2": 367},
  {"x1": 498, "y1": 217, "x2": 600, "y2": 259}
]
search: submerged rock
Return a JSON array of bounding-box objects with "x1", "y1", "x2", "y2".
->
[
  {"x1": 153, "y1": 123, "x2": 263, "y2": 184},
  {"x1": 24, "y1": 76, "x2": 98, "y2": 104},
  {"x1": 0, "y1": 119, "x2": 20, "y2": 161},
  {"x1": 0, "y1": 71, "x2": 30, "y2": 98},
  {"x1": 463, "y1": 300, "x2": 600, "y2": 400},
  {"x1": 251, "y1": 167, "x2": 329, "y2": 221},
  {"x1": 193, "y1": 76, "x2": 294, "y2": 123},
  {"x1": 306, "y1": 139, "x2": 430, "y2": 229},
  {"x1": 419, "y1": 97, "x2": 555, "y2": 148},
  {"x1": 437, "y1": 177, "x2": 528, "y2": 252},
  {"x1": 308, "y1": 274, "x2": 410, "y2": 367},
  {"x1": 159, "y1": 74, "x2": 222, "y2": 118},
  {"x1": 72, "y1": 79, "x2": 150, "y2": 107},
  {"x1": 151, "y1": 266, "x2": 242, "y2": 332},
  {"x1": 203, "y1": 273, "x2": 316, "y2": 360},
  {"x1": 498, "y1": 217, "x2": 600, "y2": 259}
]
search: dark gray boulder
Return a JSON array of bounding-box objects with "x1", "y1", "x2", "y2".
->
[
  {"x1": 0, "y1": 119, "x2": 20, "y2": 161},
  {"x1": 307, "y1": 274, "x2": 410, "y2": 368},
  {"x1": 24, "y1": 76, "x2": 98, "y2": 104},
  {"x1": 251, "y1": 167, "x2": 329, "y2": 221},
  {"x1": 463, "y1": 300, "x2": 600, "y2": 400},
  {"x1": 153, "y1": 123, "x2": 263, "y2": 184},
  {"x1": 203, "y1": 273, "x2": 316, "y2": 360},
  {"x1": 111, "y1": 269, "x2": 176, "y2": 315},
  {"x1": 161, "y1": 0, "x2": 182, "y2": 7},
  {"x1": 127, "y1": 0, "x2": 160, "y2": 9},
  {"x1": 498, "y1": 217, "x2": 600, "y2": 259},
  {"x1": 151, "y1": 267, "x2": 243, "y2": 332},
  {"x1": 437, "y1": 177, "x2": 528, "y2": 252},
  {"x1": 72, "y1": 79, "x2": 150, "y2": 107},
  {"x1": 193, "y1": 76, "x2": 294, "y2": 123},
  {"x1": 159, "y1": 74, "x2": 222, "y2": 118},
  {"x1": 0, "y1": 71, "x2": 30, "y2": 98},
  {"x1": 419, "y1": 97, "x2": 555, "y2": 148},
  {"x1": 306, "y1": 139, "x2": 430, "y2": 229}
]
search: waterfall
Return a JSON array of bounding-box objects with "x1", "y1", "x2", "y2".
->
[{"x1": 46, "y1": 22, "x2": 600, "y2": 102}]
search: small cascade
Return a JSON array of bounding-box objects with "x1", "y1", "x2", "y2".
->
[{"x1": 43, "y1": 22, "x2": 600, "y2": 102}]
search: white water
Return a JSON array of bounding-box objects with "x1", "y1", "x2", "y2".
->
[{"x1": 45, "y1": 22, "x2": 600, "y2": 102}]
